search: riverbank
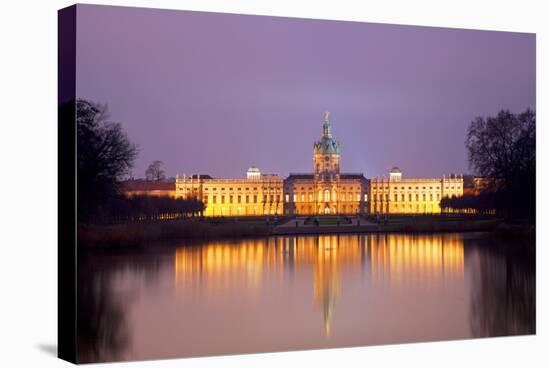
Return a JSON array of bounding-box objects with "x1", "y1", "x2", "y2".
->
[
  {"x1": 273, "y1": 216, "x2": 502, "y2": 235},
  {"x1": 78, "y1": 218, "x2": 275, "y2": 248},
  {"x1": 75, "y1": 214, "x2": 529, "y2": 249}
]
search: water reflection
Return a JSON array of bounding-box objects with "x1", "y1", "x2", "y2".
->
[
  {"x1": 467, "y1": 236, "x2": 535, "y2": 337},
  {"x1": 173, "y1": 234, "x2": 467, "y2": 338},
  {"x1": 78, "y1": 233, "x2": 535, "y2": 362}
]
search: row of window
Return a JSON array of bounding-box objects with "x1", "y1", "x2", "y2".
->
[
  {"x1": 207, "y1": 207, "x2": 282, "y2": 215},
  {"x1": 204, "y1": 187, "x2": 280, "y2": 191},
  {"x1": 374, "y1": 203, "x2": 439, "y2": 212},
  {"x1": 206, "y1": 194, "x2": 283, "y2": 204},
  {"x1": 180, "y1": 186, "x2": 282, "y2": 192},
  {"x1": 293, "y1": 205, "x2": 361, "y2": 213},
  {"x1": 372, "y1": 185, "x2": 461, "y2": 191},
  {"x1": 285, "y1": 192, "x2": 368, "y2": 203},
  {"x1": 373, "y1": 193, "x2": 441, "y2": 202}
]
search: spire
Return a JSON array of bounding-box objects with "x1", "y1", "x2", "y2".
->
[{"x1": 322, "y1": 111, "x2": 332, "y2": 138}]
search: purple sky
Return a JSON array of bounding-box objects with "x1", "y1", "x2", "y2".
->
[{"x1": 75, "y1": 4, "x2": 535, "y2": 179}]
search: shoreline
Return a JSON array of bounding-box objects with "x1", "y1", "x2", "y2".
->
[{"x1": 77, "y1": 216, "x2": 533, "y2": 250}]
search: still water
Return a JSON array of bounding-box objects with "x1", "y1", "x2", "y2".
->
[{"x1": 77, "y1": 233, "x2": 535, "y2": 363}]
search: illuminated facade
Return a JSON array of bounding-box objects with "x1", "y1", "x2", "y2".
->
[
  {"x1": 175, "y1": 170, "x2": 284, "y2": 216},
  {"x1": 175, "y1": 112, "x2": 463, "y2": 216},
  {"x1": 284, "y1": 112, "x2": 369, "y2": 215},
  {"x1": 370, "y1": 168, "x2": 463, "y2": 214},
  {"x1": 121, "y1": 179, "x2": 176, "y2": 198}
]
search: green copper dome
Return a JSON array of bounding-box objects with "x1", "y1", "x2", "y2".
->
[{"x1": 314, "y1": 112, "x2": 340, "y2": 155}]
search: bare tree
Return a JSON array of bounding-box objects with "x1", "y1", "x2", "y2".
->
[
  {"x1": 465, "y1": 109, "x2": 535, "y2": 220},
  {"x1": 145, "y1": 160, "x2": 166, "y2": 181},
  {"x1": 76, "y1": 99, "x2": 138, "y2": 222}
]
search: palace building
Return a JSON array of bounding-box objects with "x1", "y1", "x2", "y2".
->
[
  {"x1": 284, "y1": 112, "x2": 369, "y2": 215},
  {"x1": 174, "y1": 112, "x2": 463, "y2": 216},
  {"x1": 175, "y1": 171, "x2": 284, "y2": 217},
  {"x1": 370, "y1": 169, "x2": 463, "y2": 214}
]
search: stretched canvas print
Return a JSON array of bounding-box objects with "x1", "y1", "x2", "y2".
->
[{"x1": 58, "y1": 4, "x2": 536, "y2": 364}]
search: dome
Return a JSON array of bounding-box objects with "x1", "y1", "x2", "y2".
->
[
  {"x1": 390, "y1": 166, "x2": 402, "y2": 173},
  {"x1": 246, "y1": 166, "x2": 261, "y2": 179},
  {"x1": 314, "y1": 137, "x2": 340, "y2": 155},
  {"x1": 314, "y1": 112, "x2": 340, "y2": 155}
]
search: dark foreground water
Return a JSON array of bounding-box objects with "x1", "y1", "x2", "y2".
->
[{"x1": 77, "y1": 233, "x2": 535, "y2": 363}]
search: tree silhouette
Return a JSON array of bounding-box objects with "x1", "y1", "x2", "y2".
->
[
  {"x1": 77, "y1": 99, "x2": 138, "y2": 222},
  {"x1": 463, "y1": 109, "x2": 535, "y2": 221},
  {"x1": 145, "y1": 160, "x2": 166, "y2": 181}
]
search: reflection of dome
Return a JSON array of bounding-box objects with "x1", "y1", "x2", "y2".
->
[
  {"x1": 390, "y1": 166, "x2": 401, "y2": 173},
  {"x1": 314, "y1": 112, "x2": 340, "y2": 155}
]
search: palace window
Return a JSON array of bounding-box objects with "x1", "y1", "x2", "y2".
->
[
  {"x1": 221, "y1": 195, "x2": 225, "y2": 204},
  {"x1": 212, "y1": 195, "x2": 217, "y2": 204},
  {"x1": 357, "y1": 194, "x2": 361, "y2": 201},
  {"x1": 301, "y1": 194, "x2": 305, "y2": 202},
  {"x1": 324, "y1": 190, "x2": 330, "y2": 202},
  {"x1": 401, "y1": 194, "x2": 405, "y2": 201},
  {"x1": 394, "y1": 194, "x2": 398, "y2": 201},
  {"x1": 238, "y1": 195, "x2": 241, "y2": 203},
  {"x1": 293, "y1": 194, "x2": 297, "y2": 202},
  {"x1": 246, "y1": 195, "x2": 249, "y2": 203},
  {"x1": 364, "y1": 194, "x2": 368, "y2": 201},
  {"x1": 254, "y1": 195, "x2": 258, "y2": 203},
  {"x1": 416, "y1": 194, "x2": 419, "y2": 201},
  {"x1": 423, "y1": 194, "x2": 426, "y2": 201},
  {"x1": 229, "y1": 195, "x2": 233, "y2": 203},
  {"x1": 430, "y1": 194, "x2": 433, "y2": 201}
]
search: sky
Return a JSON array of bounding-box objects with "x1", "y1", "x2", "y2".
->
[{"x1": 75, "y1": 4, "x2": 535, "y2": 179}]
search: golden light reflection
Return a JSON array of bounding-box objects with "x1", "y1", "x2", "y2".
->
[{"x1": 174, "y1": 234, "x2": 464, "y2": 336}]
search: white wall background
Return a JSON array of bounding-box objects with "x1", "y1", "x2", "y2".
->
[{"x1": 0, "y1": 0, "x2": 547, "y2": 367}]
